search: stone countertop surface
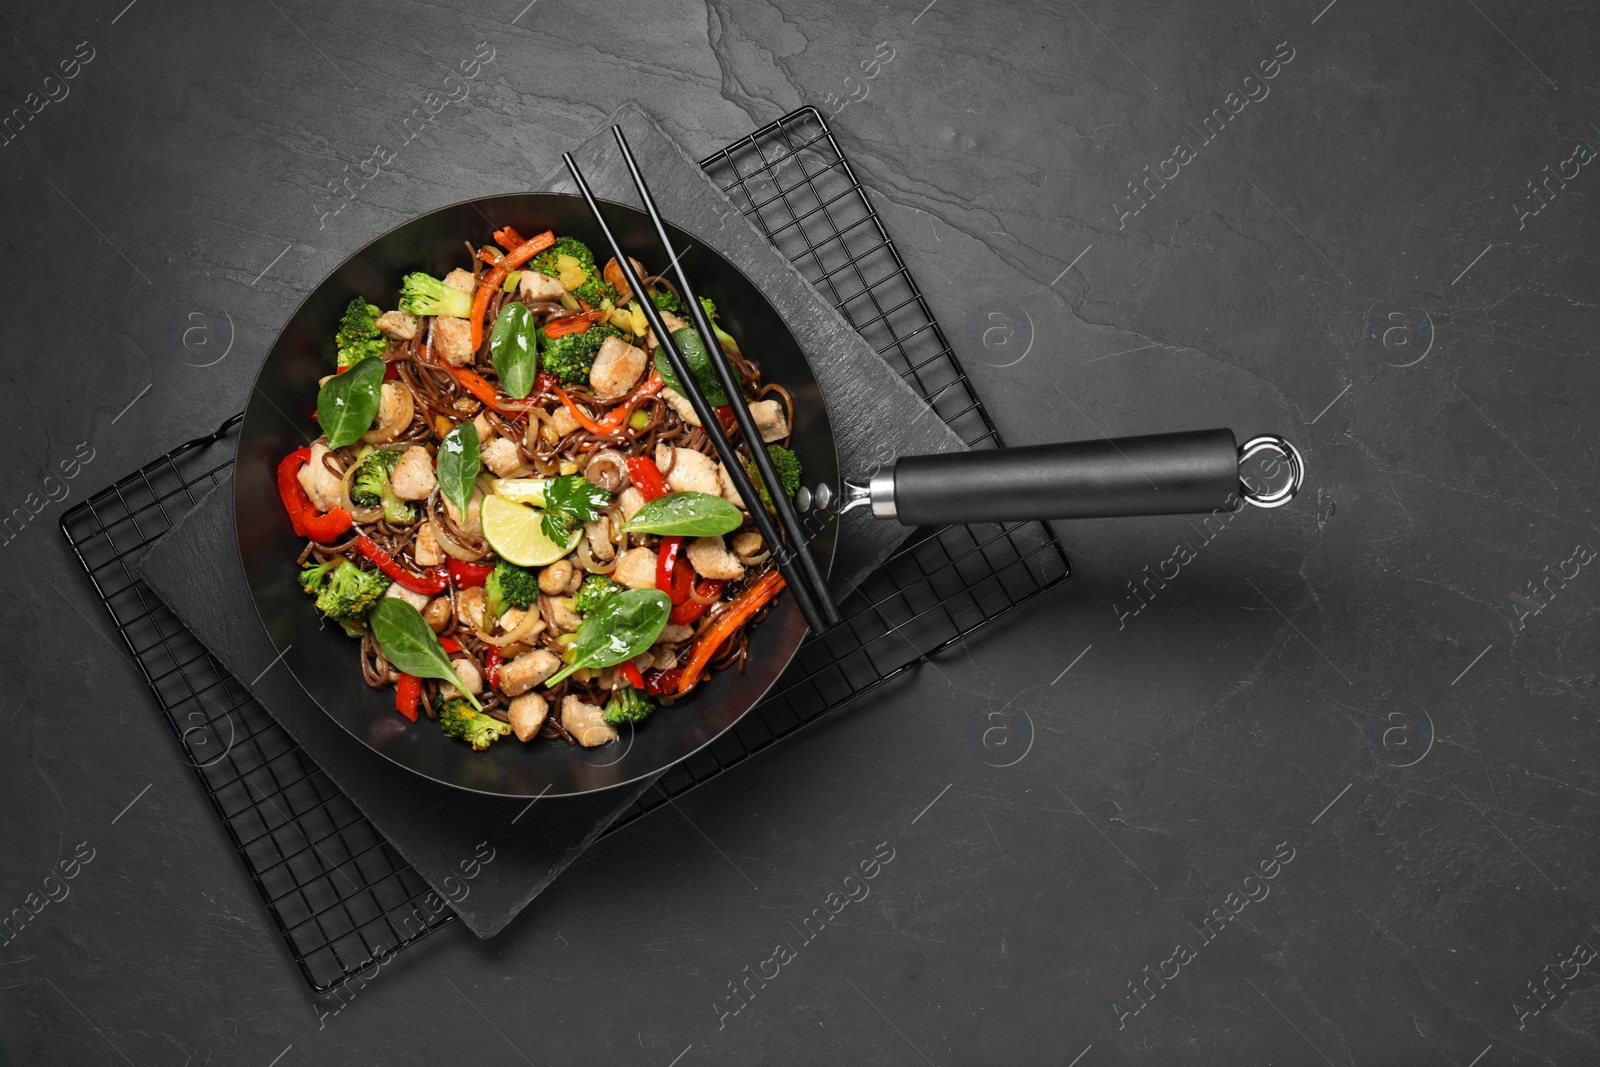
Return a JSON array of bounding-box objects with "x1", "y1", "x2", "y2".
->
[{"x1": 2, "y1": 1, "x2": 1597, "y2": 1064}]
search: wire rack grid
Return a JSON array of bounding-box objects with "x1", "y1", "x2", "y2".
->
[{"x1": 58, "y1": 106, "x2": 1069, "y2": 993}]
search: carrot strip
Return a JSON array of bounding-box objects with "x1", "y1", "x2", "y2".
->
[
  {"x1": 677, "y1": 570, "x2": 786, "y2": 696},
  {"x1": 469, "y1": 230, "x2": 556, "y2": 351}
]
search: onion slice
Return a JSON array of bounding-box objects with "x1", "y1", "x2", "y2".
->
[{"x1": 477, "y1": 607, "x2": 545, "y2": 646}]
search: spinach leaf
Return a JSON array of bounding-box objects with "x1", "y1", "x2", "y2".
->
[
  {"x1": 619, "y1": 491, "x2": 743, "y2": 537},
  {"x1": 490, "y1": 302, "x2": 540, "y2": 399},
  {"x1": 369, "y1": 598, "x2": 483, "y2": 712},
  {"x1": 317, "y1": 356, "x2": 387, "y2": 450},
  {"x1": 542, "y1": 588, "x2": 671, "y2": 689},
  {"x1": 437, "y1": 422, "x2": 480, "y2": 520},
  {"x1": 654, "y1": 326, "x2": 729, "y2": 406},
  {"x1": 540, "y1": 474, "x2": 611, "y2": 545}
]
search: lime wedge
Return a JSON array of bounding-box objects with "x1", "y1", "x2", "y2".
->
[
  {"x1": 481, "y1": 494, "x2": 579, "y2": 567},
  {"x1": 489, "y1": 477, "x2": 552, "y2": 507}
]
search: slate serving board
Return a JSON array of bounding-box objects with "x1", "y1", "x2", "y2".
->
[{"x1": 138, "y1": 103, "x2": 964, "y2": 939}]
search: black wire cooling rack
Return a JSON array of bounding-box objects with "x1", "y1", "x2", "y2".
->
[{"x1": 59, "y1": 106, "x2": 1070, "y2": 994}]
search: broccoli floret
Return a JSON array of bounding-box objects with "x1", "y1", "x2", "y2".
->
[
  {"x1": 484, "y1": 559, "x2": 541, "y2": 623},
  {"x1": 527, "y1": 237, "x2": 617, "y2": 307},
  {"x1": 745, "y1": 444, "x2": 802, "y2": 514},
  {"x1": 299, "y1": 559, "x2": 391, "y2": 636},
  {"x1": 397, "y1": 272, "x2": 473, "y2": 319},
  {"x1": 573, "y1": 574, "x2": 621, "y2": 616},
  {"x1": 602, "y1": 685, "x2": 654, "y2": 726},
  {"x1": 349, "y1": 448, "x2": 416, "y2": 526},
  {"x1": 436, "y1": 697, "x2": 512, "y2": 751},
  {"x1": 335, "y1": 298, "x2": 389, "y2": 369},
  {"x1": 539, "y1": 322, "x2": 622, "y2": 385},
  {"x1": 648, "y1": 287, "x2": 686, "y2": 314},
  {"x1": 299, "y1": 559, "x2": 335, "y2": 595},
  {"x1": 696, "y1": 296, "x2": 742, "y2": 359}
]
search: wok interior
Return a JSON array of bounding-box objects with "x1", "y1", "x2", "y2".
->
[{"x1": 235, "y1": 193, "x2": 838, "y2": 797}]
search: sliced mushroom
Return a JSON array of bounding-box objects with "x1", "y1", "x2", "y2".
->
[
  {"x1": 538, "y1": 560, "x2": 573, "y2": 595},
  {"x1": 584, "y1": 449, "x2": 629, "y2": 493}
]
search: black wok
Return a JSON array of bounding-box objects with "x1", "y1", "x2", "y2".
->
[
  {"x1": 236, "y1": 193, "x2": 838, "y2": 798},
  {"x1": 236, "y1": 192, "x2": 1305, "y2": 800}
]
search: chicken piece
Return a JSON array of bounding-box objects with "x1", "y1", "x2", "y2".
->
[
  {"x1": 686, "y1": 535, "x2": 745, "y2": 581},
  {"x1": 658, "y1": 623, "x2": 695, "y2": 644},
  {"x1": 730, "y1": 531, "x2": 764, "y2": 558},
  {"x1": 589, "y1": 334, "x2": 647, "y2": 399},
  {"x1": 611, "y1": 547, "x2": 659, "y2": 590},
  {"x1": 538, "y1": 560, "x2": 573, "y2": 595},
  {"x1": 296, "y1": 443, "x2": 344, "y2": 513},
  {"x1": 443, "y1": 268, "x2": 477, "y2": 293},
  {"x1": 748, "y1": 399, "x2": 790, "y2": 443},
  {"x1": 540, "y1": 594, "x2": 583, "y2": 634},
  {"x1": 382, "y1": 581, "x2": 430, "y2": 611},
  {"x1": 496, "y1": 607, "x2": 540, "y2": 639},
  {"x1": 616, "y1": 486, "x2": 646, "y2": 523},
  {"x1": 561, "y1": 695, "x2": 618, "y2": 747},
  {"x1": 718, "y1": 463, "x2": 748, "y2": 511},
  {"x1": 375, "y1": 310, "x2": 418, "y2": 341},
  {"x1": 517, "y1": 270, "x2": 566, "y2": 303},
  {"x1": 367, "y1": 382, "x2": 412, "y2": 438},
  {"x1": 443, "y1": 489, "x2": 483, "y2": 538},
  {"x1": 390, "y1": 446, "x2": 437, "y2": 500},
  {"x1": 481, "y1": 436, "x2": 529, "y2": 478},
  {"x1": 585, "y1": 518, "x2": 615, "y2": 562},
  {"x1": 456, "y1": 586, "x2": 487, "y2": 634},
  {"x1": 413, "y1": 522, "x2": 445, "y2": 567},
  {"x1": 651, "y1": 646, "x2": 679, "y2": 670},
  {"x1": 645, "y1": 309, "x2": 689, "y2": 350},
  {"x1": 422, "y1": 596, "x2": 452, "y2": 632},
  {"x1": 507, "y1": 693, "x2": 549, "y2": 742},
  {"x1": 440, "y1": 657, "x2": 483, "y2": 700},
  {"x1": 660, "y1": 387, "x2": 702, "y2": 427},
  {"x1": 498, "y1": 649, "x2": 562, "y2": 696},
  {"x1": 472, "y1": 412, "x2": 495, "y2": 441},
  {"x1": 656, "y1": 443, "x2": 722, "y2": 496},
  {"x1": 432, "y1": 316, "x2": 475, "y2": 367},
  {"x1": 548, "y1": 404, "x2": 583, "y2": 437}
]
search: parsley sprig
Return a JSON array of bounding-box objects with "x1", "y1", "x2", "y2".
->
[{"x1": 540, "y1": 475, "x2": 611, "y2": 544}]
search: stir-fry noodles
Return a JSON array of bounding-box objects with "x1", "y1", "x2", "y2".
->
[{"x1": 276, "y1": 227, "x2": 800, "y2": 751}]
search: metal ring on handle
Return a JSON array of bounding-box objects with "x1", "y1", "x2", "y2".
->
[{"x1": 1237, "y1": 434, "x2": 1304, "y2": 509}]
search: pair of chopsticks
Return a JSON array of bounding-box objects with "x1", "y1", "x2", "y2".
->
[{"x1": 563, "y1": 127, "x2": 842, "y2": 634}]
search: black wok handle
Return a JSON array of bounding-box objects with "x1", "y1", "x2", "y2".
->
[{"x1": 870, "y1": 430, "x2": 1303, "y2": 526}]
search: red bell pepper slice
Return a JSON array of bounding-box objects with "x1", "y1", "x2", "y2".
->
[
  {"x1": 656, "y1": 537, "x2": 693, "y2": 604},
  {"x1": 276, "y1": 448, "x2": 311, "y2": 537},
  {"x1": 395, "y1": 674, "x2": 422, "y2": 722},
  {"x1": 669, "y1": 578, "x2": 725, "y2": 625},
  {"x1": 447, "y1": 559, "x2": 494, "y2": 588},
  {"x1": 354, "y1": 535, "x2": 449, "y2": 595},
  {"x1": 438, "y1": 637, "x2": 462, "y2": 653},
  {"x1": 641, "y1": 667, "x2": 682, "y2": 696},
  {"x1": 302, "y1": 507, "x2": 353, "y2": 542},
  {"x1": 619, "y1": 660, "x2": 646, "y2": 690},
  {"x1": 277, "y1": 447, "x2": 352, "y2": 542},
  {"x1": 484, "y1": 647, "x2": 504, "y2": 690},
  {"x1": 626, "y1": 456, "x2": 670, "y2": 502}
]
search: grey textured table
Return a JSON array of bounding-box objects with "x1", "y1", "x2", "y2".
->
[{"x1": 4, "y1": 2, "x2": 1597, "y2": 1065}]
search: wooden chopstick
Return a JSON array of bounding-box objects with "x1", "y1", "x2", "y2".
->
[
  {"x1": 608, "y1": 127, "x2": 843, "y2": 629},
  {"x1": 562, "y1": 149, "x2": 838, "y2": 634}
]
